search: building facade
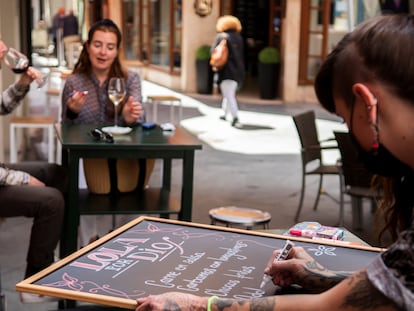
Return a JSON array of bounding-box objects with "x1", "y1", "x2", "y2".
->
[{"x1": 88, "y1": 0, "x2": 412, "y2": 103}]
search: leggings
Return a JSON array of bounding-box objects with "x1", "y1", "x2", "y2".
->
[{"x1": 220, "y1": 79, "x2": 239, "y2": 119}]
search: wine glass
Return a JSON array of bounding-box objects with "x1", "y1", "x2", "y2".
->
[
  {"x1": 4, "y1": 47, "x2": 48, "y2": 88},
  {"x1": 107, "y1": 77, "x2": 126, "y2": 128}
]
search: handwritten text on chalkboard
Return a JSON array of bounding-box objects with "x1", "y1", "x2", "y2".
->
[{"x1": 34, "y1": 220, "x2": 380, "y2": 301}]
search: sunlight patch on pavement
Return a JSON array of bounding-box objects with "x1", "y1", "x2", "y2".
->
[
  {"x1": 181, "y1": 105, "x2": 347, "y2": 159},
  {"x1": 142, "y1": 80, "x2": 347, "y2": 159}
]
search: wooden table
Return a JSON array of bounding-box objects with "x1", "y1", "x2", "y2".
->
[{"x1": 56, "y1": 124, "x2": 202, "y2": 257}]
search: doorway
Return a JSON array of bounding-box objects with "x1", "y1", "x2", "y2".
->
[{"x1": 232, "y1": 0, "x2": 270, "y2": 98}]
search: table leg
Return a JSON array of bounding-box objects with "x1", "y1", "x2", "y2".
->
[
  {"x1": 162, "y1": 158, "x2": 172, "y2": 191},
  {"x1": 47, "y1": 124, "x2": 54, "y2": 163},
  {"x1": 60, "y1": 152, "x2": 80, "y2": 258},
  {"x1": 59, "y1": 149, "x2": 79, "y2": 309},
  {"x1": 180, "y1": 151, "x2": 195, "y2": 221},
  {"x1": 153, "y1": 101, "x2": 158, "y2": 123}
]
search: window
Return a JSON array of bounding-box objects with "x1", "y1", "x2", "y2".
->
[
  {"x1": 298, "y1": 0, "x2": 358, "y2": 84},
  {"x1": 122, "y1": 0, "x2": 181, "y2": 73},
  {"x1": 123, "y1": 0, "x2": 140, "y2": 60}
]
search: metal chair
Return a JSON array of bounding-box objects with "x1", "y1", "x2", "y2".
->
[
  {"x1": 292, "y1": 110, "x2": 340, "y2": 222},
  {"x1": 334, "y1": 131, "x2": 380, "y2": 229}
]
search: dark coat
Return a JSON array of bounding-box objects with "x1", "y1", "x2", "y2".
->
[
  {"x1": 211, "y1": 30, "x2": 245, "y2": 85},
  {"x1": 63, "y1": 14, "x2": 79, "y2": 37}
]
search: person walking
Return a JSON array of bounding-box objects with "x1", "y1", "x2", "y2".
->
[
  {"x1": 211, "y1": 15, "x2": 245, "y2": 128},
  {"x1": 51, "y1": 7, "x2": 65, "y2": 48}
]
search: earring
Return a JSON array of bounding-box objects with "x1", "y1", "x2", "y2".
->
[{"x1": 368, "y1": 98, "x2": 379, "y2": 153}]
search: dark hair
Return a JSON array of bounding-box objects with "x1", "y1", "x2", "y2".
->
[
  {"x1": 88, "y1": 19, "x2": 122, "y2": 48},
  {"x1": 316, "y1": 14, "x2": 414, "y2": 113},
  {"x1": 73, "y1": 19, "x2": 126, "y2": 78},
  {"x1": 315, "y1": 14, "x2": 414, "y2": 243}
]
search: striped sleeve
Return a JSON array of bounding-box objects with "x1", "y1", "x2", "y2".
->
[
  {"x1": 0, "y1": 82, "x2": 30, "y2": 115},
  {"x1": 0, "y1": 166, "x2": 30, "y2": 186}
]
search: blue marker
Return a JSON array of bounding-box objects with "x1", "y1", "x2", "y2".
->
[{"x1": 260, "y1": 240, "x2": 294, "y2": 288}]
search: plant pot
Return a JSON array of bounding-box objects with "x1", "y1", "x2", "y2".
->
[
  {"x1": 258, "y1": 62, "x2": 280, "y2": 99},
  {"x1": 196, "y1": 59, "x2": 213, "y2": 94}
]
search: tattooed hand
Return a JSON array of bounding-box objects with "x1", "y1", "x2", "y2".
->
[
  {"x1": 136, "y1": 292, "x2": 208, "y2": 311},
  {"x1": 265, "y1": 246, "x2": 351, "y2": 293}
]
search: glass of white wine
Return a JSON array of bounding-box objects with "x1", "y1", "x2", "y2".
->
[{"x1": 107, "y1": 77, "x2": 126, "y2": 128}]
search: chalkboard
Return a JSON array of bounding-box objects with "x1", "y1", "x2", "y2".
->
[{"x1": 16, "y1": 217, "x2": 383, "y2": 310}]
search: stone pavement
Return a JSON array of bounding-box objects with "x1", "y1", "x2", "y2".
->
[{"x1": 0, "y1": 80, "x2": 382, "y2": 310}]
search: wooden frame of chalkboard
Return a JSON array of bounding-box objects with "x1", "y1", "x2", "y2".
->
[{"x1": 16, "y1": 216, "x2": 384, "y2": 310}]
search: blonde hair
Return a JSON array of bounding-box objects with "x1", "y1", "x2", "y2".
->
[{"x1": 216, "y1": 15, "x2": 242, "y2": 33}]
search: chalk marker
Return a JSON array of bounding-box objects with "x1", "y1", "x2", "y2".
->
[
  {"x1": 260, "y1": 240, "x2": 294, "y2": 289},
  {"x1": 69, "y1": 91, "x2": 89, "y2": 97}
]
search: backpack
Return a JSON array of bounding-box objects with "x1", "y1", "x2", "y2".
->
[{"x1": 210, "y1": 37, "x2": 228, "y2": 72}]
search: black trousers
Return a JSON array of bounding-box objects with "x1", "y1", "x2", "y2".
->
[{"x1": 0, "y1": 162, "x2": 67, "y2": 277}]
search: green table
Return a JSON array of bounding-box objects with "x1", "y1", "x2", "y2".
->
[{"x1": 56, "y1": 124, "x2": 202, "y2": 257}]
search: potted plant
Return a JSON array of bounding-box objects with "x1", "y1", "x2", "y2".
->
[
  {"x1": 195, "y1": 45, "x2": 213, "y2": 94},
  {"x1": 257, "y1": 47, "x2": 280, "y2": 99}
]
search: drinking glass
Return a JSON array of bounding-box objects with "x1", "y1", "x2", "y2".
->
[
  {"x1": 4, "y1": 47, "x2": 48, "y2": 88},
  {"x1": 107, "y1": 77, "x2": 126, "y2": 127}
]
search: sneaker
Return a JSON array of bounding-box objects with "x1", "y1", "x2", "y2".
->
[
  {"x1": 20, "y1": 292, "x2": 60, "y2": 304},
  {"x1": 219, "y1": 115, "x2": 226, "y2": 121},
  {"x1": 231, "y1": 118, "x2": 242, "y2": 128}
]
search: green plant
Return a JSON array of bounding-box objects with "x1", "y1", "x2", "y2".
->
[
  {"x1": 196, "y1": 45, "x2": 211, "y2": 60},
  {"x1": 258, "y1": 47, "x2": 280, "y2": 64}
]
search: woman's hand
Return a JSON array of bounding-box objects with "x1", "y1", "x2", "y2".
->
[
  {"x1": 122, "y1": 95, "x2": 144, "y2": 125},
  {"x1": 67, "y1": 90, "x2": 88, "y2": 114},
  {"x1": 136, "y1": 292, "x2": 208, "y2": 311},
  {"x1": 265, "y1": 246, "x2": 347, "y2": 293}
]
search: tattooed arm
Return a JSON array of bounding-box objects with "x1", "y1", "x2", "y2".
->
[
  {"x1": 266, "y1": 246, "x2": 352, "y2": 293},
  {"x1": 136, "y1": 292, "x2": 209, "y2": 311},
  {"x1": 135, "y1": 271, "x2": 400, "y2": 311},
  {"x1": 324, "y1": 270, "x2": 401, "y2": 310},
  {"x1": 136, "y1": 246, "x2": 403, "y2": 311}
]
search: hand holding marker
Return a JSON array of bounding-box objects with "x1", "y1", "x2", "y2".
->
[{"x1": 260, "y1": 240, "x2": 294, "y2": 288}]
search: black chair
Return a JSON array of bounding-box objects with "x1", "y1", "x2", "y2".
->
[
  {"x1": 334, "y1": 131, "x2": 380, "y2": 229},
  {"x1": 292, "y1": 110, "x2": 340, "y2": 222}
]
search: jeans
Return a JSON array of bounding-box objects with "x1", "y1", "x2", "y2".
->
[{"x1": 0, "y1": 162, "x2": 66, "y2": 277}]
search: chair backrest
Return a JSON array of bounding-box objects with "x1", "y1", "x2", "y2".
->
[
  {"x1": 292, "y1": 110, "x2": 322, "y2": 165},
  {"x1": 334, "y1": 131, "x2": 374, "y2": 188}
]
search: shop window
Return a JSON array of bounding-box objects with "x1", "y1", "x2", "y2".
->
[
  {"x1": 299, "y1": 0, "x2": 364, "y2": 85},
  {"x1": 122, "y1": 0, "x2": 181, "y2": 73}
]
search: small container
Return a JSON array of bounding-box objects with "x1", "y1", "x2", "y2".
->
[{"x1": 288, "y1": 222, "x2": 344, "y2": 240}]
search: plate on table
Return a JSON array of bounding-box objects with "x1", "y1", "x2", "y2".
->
[{"x1": 101, "y1": 126, "x2": 132, "y2": 135}]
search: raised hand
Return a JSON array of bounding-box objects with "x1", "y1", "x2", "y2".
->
[{"x1": 122, "y1": 95, "x2": 144, "y2": 125}]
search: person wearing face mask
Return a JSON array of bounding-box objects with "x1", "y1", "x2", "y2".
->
[
  {"x1": 0, "y1": 36, "x2": 66, "y2": 304},
  {"x1": 62, "y1": 19, "x2": 155, "y2": 246},
  {"x1": 134, "y1": 14, "x2": 413, "y2": 311}
]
